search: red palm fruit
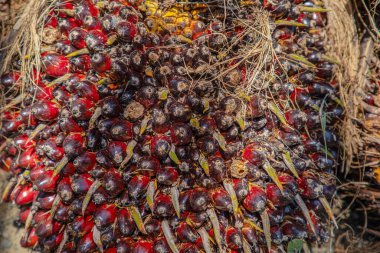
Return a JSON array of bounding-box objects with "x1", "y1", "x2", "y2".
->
[
  {"x1": 107, "y1": 141, "x2": 127, "y2": 165},
  {"x1": 41, "y1": 232, "x2": 64, "y2": 251},
  {"x1": 55, "y1": 202, "x2": 72, "y2": 223},
  {"x1": 243, "y1": 185, "x2": 267, "y2": 213},
  {"x1": 242, "y1": 143, "x2": 265, "y2": 166},
  {"x1": 41, "y1": 53, "x2": 70, "y2": 77},
  {"x1": 297, "y1": 173, "x2": 323, "y2": 199},
  {"x1": 179, "y1": 243, "x2": 200, "y2": 253},
  {"x1": 101, "y1": 96, "x2": 122, "y2": 118},
  {"x1": 136, "y1": 86, "x2": 158, "y2": 109},
  {"x1": 152, "y1": 108, "x2": 170, "y2": 133},
  {"x1": 74, "y1": 1, "x2": 99, "y2": 25},
  {"x1": 128, "y1": 174, "x2": 150, "y2": 199},
  {"x1": 63, "y1": 132, "x2": 85, "y2": 158},
  {"x1": 69, "y1": 216, "x2": 94, "y2": 237},
  {"x1": 83, "y1": 16, "x2": 101, "y2": 30},
  {"x1": 19, "y1": 106, "x2": 38, "y2": 127},
  {"x1": 72, "y1": 81, "x2": 99, "y2": 102},
  {"x1": 20, "y1": 228, "x2": 38, "y2": 248},
  {"x1": 71, "y1": 173, "x2": 93, "y2": 195},
  {"x1": 226, "y1": 227, "x2": 243, "y2": 250},
  {"x1": 18, "y1": 207, "x2": 30, "y2": 224},
  {"x1": 110, "y1": 120, "x2": 133, "y2": 141},
  {"x1": 150, "y1": 135, "x2": 171, "y2": 160},
  {"x1": 266, "y1": 183, "x2": 292, "y2": 207},
  {"x1": 94, "y1": 204, "x2": 117, "y2": 229},
  {"x1": 35, "y1": 219, "x2": 62, "y2": 238},
  {"x1": 73, "y1": 151, "x2": 96, "y2": 173},
  {"x1": 232, "y1": 178, "x2": 249, "y2": 201},
  {"x1": 116, "y1": 21, "x2": 137, "y2": 42},
  {"x1": 169, "y1": 102, "x2": 191, "y2": 123},
  {"x1": 70, "y1": 55, "x2": 92, "y2": 73},
  {"x1": 190, "y1": 188, "x2": 210, "y2": 212},
  {"x1": 153, "y1": 237, "x2": 171, "y2": 253},
  {"x1": 70, "y1": 98, "x2": 95, "y2": 120},
  {"x1": 34, "y1": 210, "x2": 50, "y2": 225},
  {"x1": 62, "y1": 162, "x2": 76, "y2": 176},
  {"x1": 133, "y1": 239, "x2": 154, "y2": 253},
  {"x1": 36, "y1": 192, "x2": 56, "y2": 210},
  {"x1": 59, "y1": 116, "x2": 83, "y2": 133},
  {"x1": 41, "y1": 138, "x2": 65, "y2": 161},
  {"x1": 285, "y1": 110, "x2": 307, "y2": 130},
  {"x1": 84, "y1": 29, "x2": 107, "y2": 51},
  {"x1": 55, "y1": 39, "x2": 76, "y2": 55},
  {"x1": 1, "y1": 115, "x2": 23, "y2": 134},
  {"x1": 309, "y1": 153, "x2": 334, "y2": 170},
  {"x1": 0, "y1": 71, "x2": 20, "y2": 89},
  {"x1": 78, "y1": 231, "x2": 97, "y2": 253},
  {"x1": 31, "y1": 100, "x2": 60, "y2": 121},
  {"x1": 176, "y1": 222, "x2": 199, "y2": 243},
  {"x1": 104, "y1": 169, "x2": 125, "y2": 197},
  {"x1": 92, "y1": 186, "x2": 109, "y2": 205},
  {"x1": 170, "y1": 123, "x2": 193, "y2": 146},
  {"x1": 34, "y1": 169, "x2": 60, "y2": 192},
  {"x1": 115, "y1": 209, "x2": 135, "y2": 236},
  {"x1": 117, "y1": 238, "x2": 135, "y2": 253},
  {"x1": 69, "y1": 27, "x2": 87, "y2": 49},
  {"x1": 31, "y1": 85, "x2": 54, "y2": 100},
  {"x1": 210, "y1": 187, "x2": 233, "y2": 212},
  {"x1": 30, "y1": 164, "x2": 45, "y2": 183},
  {"x1": 185, "y1": 211, "x2": 208, "y2": 228},
  {"x1": 91, "y1": 52, "x2": 112, "y2": 73},
  {"x1": 154, "y1": 193, "x2": 175, "y2": 217},
  {"x1": 18, "y1": 148, "x2": 38, "y2": 169},
  {"x1": 145, "y1": 218, "x2": 161, "y2": 236},
  {"x1": 242, "y1": 223, "x2": 258, "y2": 246},
  {"x1": 53, "y1": 88, "x2": 72, "y2": 105},
  {"x1": 58, "y1": 177, "x2": 74, "y2": 203},
  {"x1": 15, "y1": 185, "x2": 38, "y2": 206},
  {"x1": 157, "y1": 166, "x2": 179, "y2": 186},
  {"x1": 281, "y1": 221, "x2": 308, "y2": 239},
  {"x1": 137, "y1": 156, "x2": 161, "y2": 175},
  {"x1": 70, "y1": 196, "x2": 95, "y2": 216}
]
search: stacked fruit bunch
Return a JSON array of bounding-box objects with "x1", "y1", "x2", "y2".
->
[{"x1": 0, "y1": 0, "x2": 342, "y2": 252}]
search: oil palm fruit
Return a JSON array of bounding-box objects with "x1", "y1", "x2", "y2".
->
[{"x1": 0, "y1": 0, "x2": 341, "y2": 252}]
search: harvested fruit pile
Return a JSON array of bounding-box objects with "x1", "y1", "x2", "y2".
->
[{"x1": 0, "y1": 0, "x2": 342, "y2": 252}]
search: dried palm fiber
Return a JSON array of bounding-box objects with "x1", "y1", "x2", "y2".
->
[
  {"x1": 0, "y1": 0, "x2": 341, "y2": 252},
  {"x1": 324, "y1": 0, "x2": 380, "y2": 251}
]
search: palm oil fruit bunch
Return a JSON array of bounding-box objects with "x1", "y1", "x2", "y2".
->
[{"x1": 0, "y1": 0, "x2": 341, "y2": 252}]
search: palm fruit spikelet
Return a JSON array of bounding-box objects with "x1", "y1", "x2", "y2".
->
[{"x1": 0, "y1": 0, "x2": 342, "y2": 252}]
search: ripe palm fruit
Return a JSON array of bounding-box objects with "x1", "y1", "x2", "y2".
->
[{"x1": 0, "y1": 0, "x2": 341, "y2": 252}]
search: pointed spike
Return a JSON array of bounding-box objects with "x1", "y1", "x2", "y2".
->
[
  {"x1": 0, "y1": 94, "x2": 23, "y2": 113},
  {"x1": 268, "y1": 102, "x2": 293, "y2": 129},
  {"x1": 27, "y1": 124, "x2": 47, "y2": 142},
  {"x1": 66, "y1": 48, "x2": 90, "y2": 58},
  {"x1": 47, "y1": 73, "x2": 72, "y2": 87},
  {"x1": 120, "y1": 140, "x2": 137, "y2": 169},
  {"x1": 106, "y1": 34, "x2": 118, "y2": 45},
  {"x1": 82, "y1": 180, "x2": 101, "y2": 216},
  {"x1": 93, "y1": 226, "x2": 104, "y2": 253},
  {"x1": 50, "y1": 194, "x2": 61, "y2": 218},
  {"x1": 263, "y1": 162, "x2": 283, "y2": 191},
  {"x1": 56, "y1": 229, "x2": 68, "y2": 253},
  {"x1": 213, "y1": 131, "x2": 227, "y2": 151},
  {"x1": 25, "y1": 205, "x2": 37, "y2": 230},
  {"x1": 299, "y1": 6, "x2": 329, "y2": 12},
  {"x1": 206, "y1": 208, "x2": 224, "y2": 253},
  {"x1": 260, "y1": 209, "x2": 271, "y2": 251},
  {"x1": 53, "y1": 156, "x2": 69, "y2": 177},
  {"x1": 223, "y1": 181, "x2": 239, "y2": 216},
  {"x1": 282, "y1": 151, "x2": 300, "y2": 179},
  {"x1": 139, "y1": 116, "x2": 150, "y2": 135},
  {"x1": 275, "y1": 20, "x2": 308, "y2": 27},
  {"x1": 245, "y1": 218, "x2": 264, "y2": 233},
  {"x1": 171, "y1": 186, "x2": 181, "y2": 218},
  {"x1": 199, "y1": 153, "x2": 210, "y2": 176},
  {"x1": 169, "y1": 145, "x2": 181, "y2": 165},
  {"x1": 243, "y1": 238, "x2": 252, "y2": 253},
  {"x1": 288, "y1": 54, "x2": 316, "y2": 68},
  {"x1": 146, "y1": 181, "x2": 156, "y2": 213},
  {"x1": 56, "y1": 8, "x2": 74, "y2": 16},
  {"x1": 197, "y1": 227, "x2": 213, "y2": 253},
  {"x1": 129, "y1": 206, "x2": 146, "y2": 234},
  {"x1": 162, "y1": 220, "x2": 180, "y2": 253},
  {"x1": 319, "y1": 196, "x2": 338, "y2": 228},
  {"x1": 89, "y1": 108, "x2": 102, "y2": 129},
  {"x1": 294, "y1": 194, "x2": 317, "y2": 236}
]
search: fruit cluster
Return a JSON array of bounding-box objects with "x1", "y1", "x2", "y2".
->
[{"x1": 0, "y1": 0, "x2": 342, "y2": 252}]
